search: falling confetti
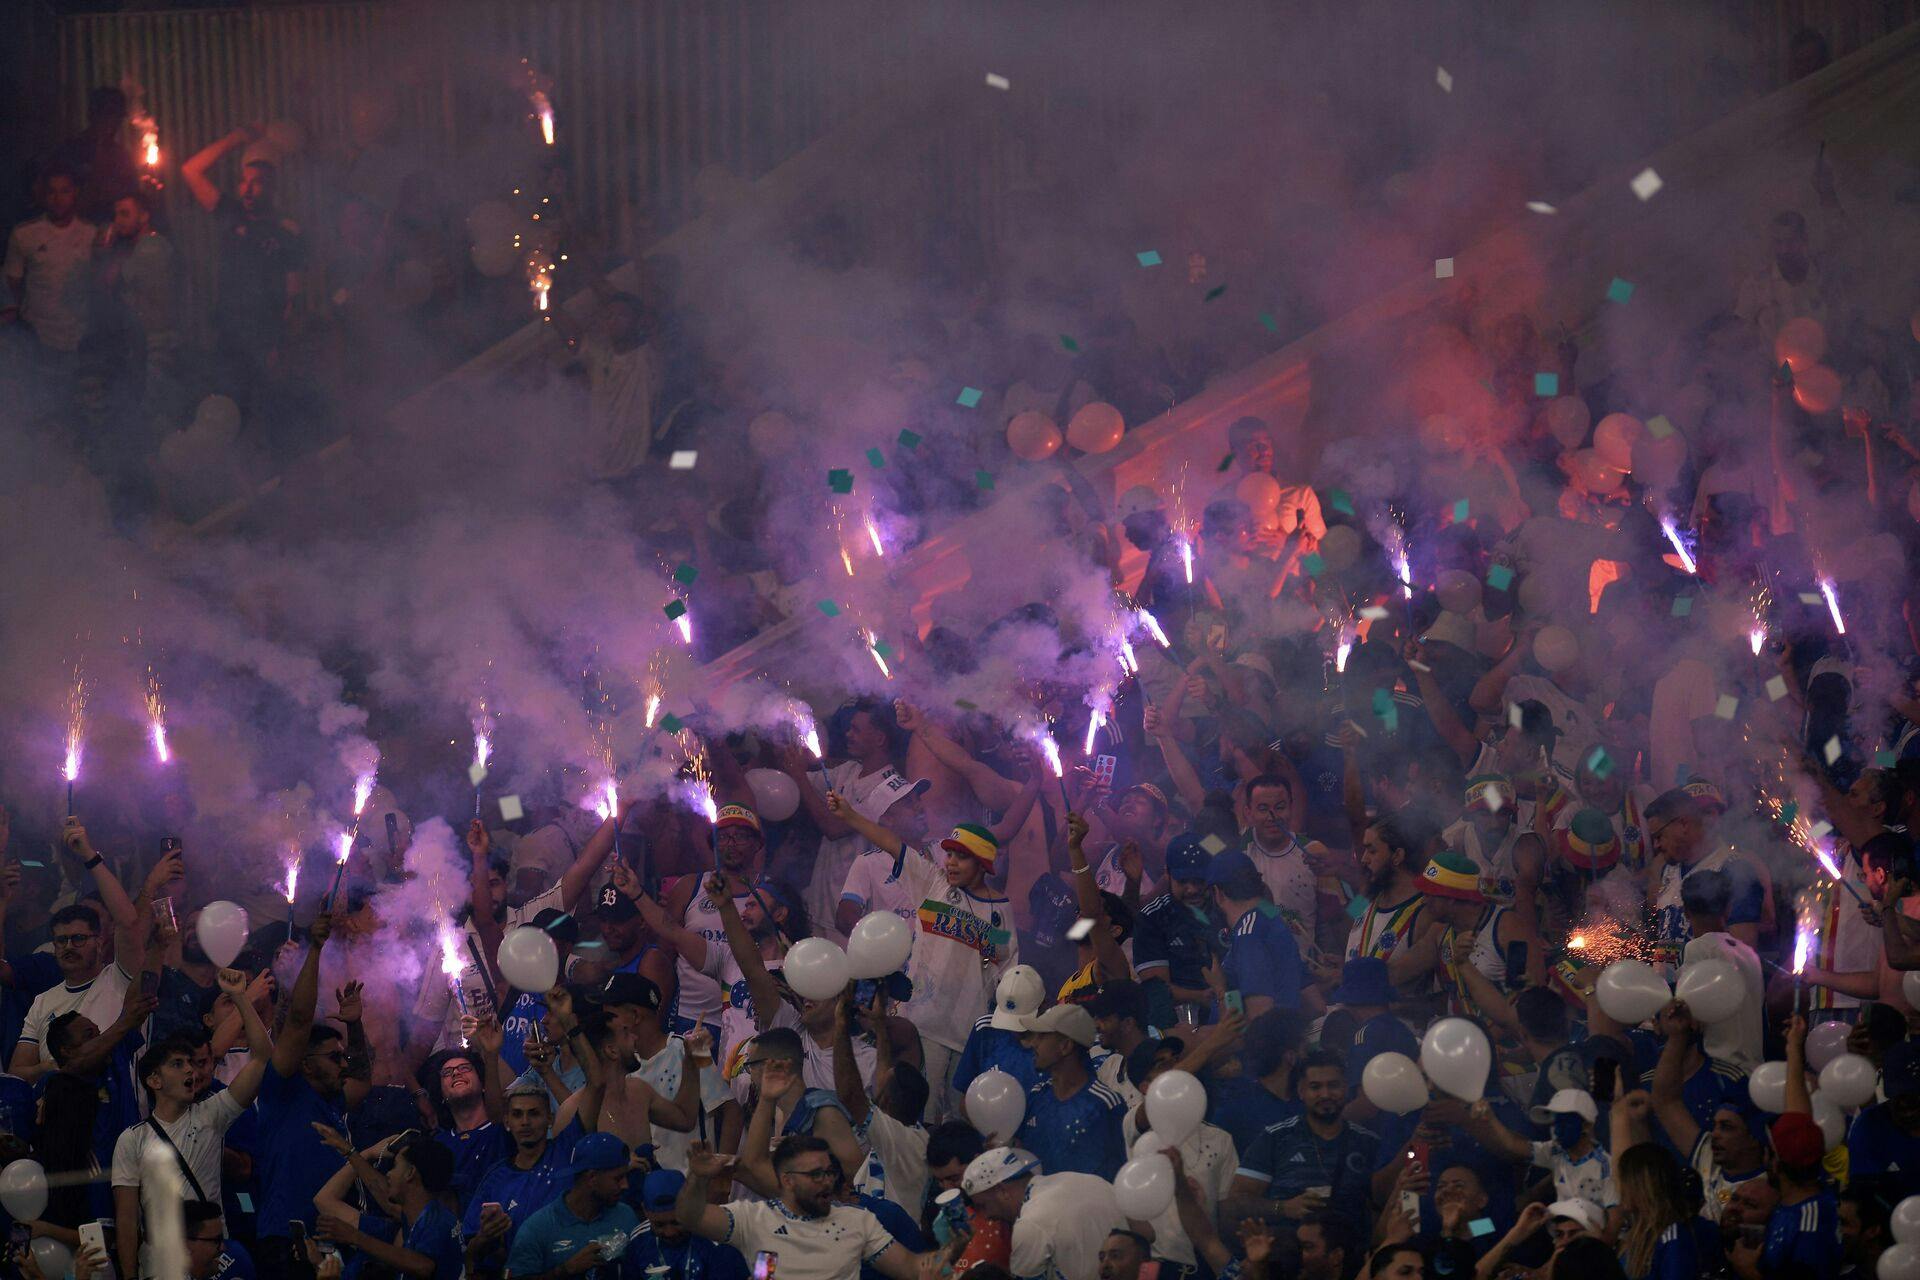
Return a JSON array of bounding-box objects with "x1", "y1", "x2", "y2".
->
[
  {"x1": 1630, "y1": 168, "x2": 1663, "y2": 200},
  {"x1": 1434, "y1": 258, "x2": 1455, "y2": 279}
]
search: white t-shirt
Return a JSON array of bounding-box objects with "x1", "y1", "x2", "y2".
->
[
  {"x1": 582, "y1": 337, "x2": 660, "y2": 481},
  {"x1": 1009, "y1": 1173, "x2": 1125, "y2": 1280},
  {"x1": 411, "y1": 883, "x2": 567, "y2": 1052},
  {"x1": 1530, "y1": 1139, "x2": 1616, "y2": 1209},
  {"x1": 4, "y1": 214, "x2": 94, "y2": 351},
  {"x1": 807, "y1": 764, "x2": 913, "y2": 935},
  {"x1": 841, "y1": 848, "x2": 924, "y2": 924},
  {"x1": 717, "y1": 1199, "x2": 895, "y2": 1280},
  {"x1": 20, "y1": 962, "x2": 134, "y2": 1064},
  {"x1": 112, "y1": 1091, "x2": 247, "y2": 1274},
  {"x1": 630, "y1": 1035, "x2": 725, "y2": 1175},
  {"x1": 1247, "y1": 834, "x2": 1317, "y2": 945},
  {"x1": 855, "y1": 1107, "x2": 929, "y2": 1220},
  {"x1": 1683, "y1": 932, "x2": 1764, "y2": 1072},
  {"x1": 1816, "y1": 854, "x2": 1882, "y2": 1010},
  {"x1": 893, "y1": 848, "x2": 1015, "y2": 1052},
  {"x1": 1121, "y1": 1113, "x2": 1236, "y2": 1266},
  {"x1": 1691, "y1": 1129, "x2": 1766, "y2": 1223}
]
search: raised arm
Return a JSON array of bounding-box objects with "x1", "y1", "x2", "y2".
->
[
  {"x1": 1783, "y1": 1015, "x2": 1812, "y2": 1115},
  {"x1": 313, "y1": 1135, "x2": 436, "y2": 1279},
  {"x1": 987, "y1": 764, "x2": 1044, "y2": 850},
  {"x1": 632, "y1": 879, "x2": 710, "y2": 969},
  {"x1": 62, "y1": 817, "x2": 148, "y2": 956},
  {"x1": 1465, "y1": 1099, "x2": 1532, "y2": 1163},
  {"x1": 180, "y1": 126, "x2": 253, "y2": 212},
  {"x1": 711, "y1": 876, "x2": 784, "y2": 1029},
  {"x1": 560, "y1": 802, "x2": 634, "y2": 913},
  {"x1": 1408, "y1": 641, "x2": 1480, "y2": 764},
  {"x1": 895, "y1": 702, "x2": 1022, "y2": 810},
  {"x1": 1648, "y1": 1003, "x2": 1702, "y2": 1151},
  {"x1": 55, "y1": 932, "x2": 162, "y2": 1081},
  {"x1": 1143, "y1": 704, "x2": 1209, "y2": 812},
  {"x1": 335, "y1": 980, "x2": 374, "y2": 1110},
  {"x1": 271, "y1": 912, "x2": 333, "y2": 1077},
  {"x1": 675, "y1": 1144, "x2": 741, "y2": 1242},
  {"x1": 824, "y1": 790, "x2": 905, "y2": 859},
  {"x1": 735, "y1": 1081, "x2": 784, "y2": 1199},
  {"x1": 219, "y1": 967, "x2": 276, "y2": 1108},
  {"x1": 1066, "y1": 813, "x2": 1132, "y2": 982},
  {"x1": 832, "y1": 994, "x2": 873, "y2": 1127},
  {"x1": 466, "y1": 1012, "x2": 509, "y2": 1124}
]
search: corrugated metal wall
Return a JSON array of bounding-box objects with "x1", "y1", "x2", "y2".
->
[{"x1": 53, "y1": 0, "x2": 906, "y2": 339}]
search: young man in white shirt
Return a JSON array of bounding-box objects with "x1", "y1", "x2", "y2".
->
[
  {"x1": 3, "y1": 165, "x2": 94, "y2": 354},
  {"x1": 113, "y1": 969, "x2": 272, "y2": 1279}
]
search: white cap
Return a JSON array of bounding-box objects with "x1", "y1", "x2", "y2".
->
[
  {"x1": 1529, "y1": 1088, "x2": 1599, "y2": 1126},
  {"x1": 1547, "y1": 1198, "x2": 1605, "y2": 1235},
  {"x1": 1020, "y1": 1003, "x2": 1098, "y2": 1047},
  {"x1": 991, "y1": 965, "x2": 1045, "y2": 1031},
  {"x1": 962, "y1": 1147, "x2": 1041, "y2": 1197}
]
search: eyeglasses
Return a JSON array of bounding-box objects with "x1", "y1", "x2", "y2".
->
[
  {"x1": 51, "y1": 933, "x2": 96, "y2": 948},
  {"x1": 785, "y1": 1166, "x2": 836, "y2": 1182},
  {"x1": 440, "y1": 1062, "x2": 478, "y2": 1078}
]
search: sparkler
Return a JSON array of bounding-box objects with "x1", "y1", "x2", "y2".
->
[
  {"x1": 863, "y1": 629, "x2": 893, "y2": 679},
  {"x1": 644, "y1": 691, "x2": 662, "y2": 728},
  {"x1": 325, "y1": 830, "x2": 354, "y2": 911},
  {"x1": 146, "y1": 671, "x2": 169, "y2": 764},
  {"x1": 131, "y1": 102, "x2": 159, "y2": 168},
  {"x1": 1792, "y1": 919, "x2": 1813, "y2": 1015},
  {"x1": 1749, "y1": 626, "x2": 1766, "y2": 657},
  {"x1": 793, "y1": 706, "x2": 832, "y2": 797},
  {"x1": 675, "y1": 608, "x2": 694, "y2": 645},
  {"x1": 1812, "y1": 843, "x2": 1870, "y2": 907},
  {"x1": 1118, "y1": 637, "x2": 1139, "y2": 675},
  {"x1": 352, "y1": 772, "x2": 376, "y2": 818},
  {"x1": 471, "y1": 709, "x2": 493, "y2": 817},
  {"x1": 840, "y1": 544, "x2": 856, "y2": 577},
  {"x1": 62, "y1": 670, "x2": 86, "y2": 815},
  {"x1": 1659, "y1": 517, "x2": 1697, "y2": 575},
  {"x1": 1137, "y1": 608, "x2": 1171, "y2": 649},
  {"x1": 1083, "y1": 706, "x2": 1106, "y2": 756},
  {"x1": 439, "y1": 923, "x2": 471, "y2": 1044},
  {"x1": 865, "y1": 515, "x2": 885, "y2": 558},
  {"x1": 1817, "y1": 577, "x2": 1846, "y2": 635},
  {"x1": 283, "y1": 858, "x2": 300, "y2": 933},
  {"x1": 1179, "y1": 534, "x2": 1194, "y2": 585},
  {"x1": 1034, "y1": 728, "x2": 1071, "y2": 811},
  {"x1": 531, "y1": 91, "x2": 555, "y2": 146}
]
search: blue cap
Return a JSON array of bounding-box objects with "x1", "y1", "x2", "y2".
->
[
  {"x1": 641, "y1": 1168, "x2": 685, "y2": 1210},
  {"x1": 1204, "y1": 848, "x2": 1259, "y2": 890},
  {"x1": 569, "y1": 1131, "x2": 629, "y2": 1175},
  {"x1": 1328, "y1": 957, "x2": 1393, "y2": 1007},
  {"x1": 1165, "y1": 835, "x2": 1212, "y2": 882}
]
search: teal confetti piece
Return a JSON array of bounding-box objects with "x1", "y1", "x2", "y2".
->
[
  {"x1": 1469, "y1": 1218, "x2": 1496, "y2": 1239},
  {"x1": 1203, "y1": 284, "x2": 1227, "y2": 302},
  {"x1": 897, "y1": 428, "x2": 922, "y2": 449},
  {"x1": 237, "y1": 1193, "x2": 254, "y2": 1214},
  {"x1": 955, "y1": 386, "x2": 983, "y2": 408},
  {"x1": 1586, "y1": 747, "x2": 1614, "y2": 779},
  {"x1": 1059, "y1": 334, "x2": 1080, "y2": 352},
  {"x1": 1303, "y1": 553, "x2": 1326, "y2": 577},
  {"x1": 827, "y1": 468, "x2": 854, "y2": 493},
  {"x1": 1372, "y1": 689, "x2": 1393, "y2": 715},
  {"x1": 20, "y1": 860, "x2": 42, "y2": 868},
  {"x1": 660, "y1": 713, "x2": 683, "y2": 734},
  {"x1": 1487, "y1": 565, "x2": 1514, "y2": 591},
  {"x1": 865, "y1": 447, "x2": 886, "y2": 468},
  {"x1": 673, "y1": 562, "x2": 699, "y2": 585},
  {"x1": 1877, "y1": 750, "x2": 1897, "y2": 767},
  {"x1": 816, "y1": 600, "x2": 842, "y2": 617},
  {"x1": 1345, "y1": 894, "x2": 1371, "y2": 920},
  {"x1": 1646, "y1": 414, "x2": 1675, "y2": 440},
  {"x1": 872, "y1": 639, "x2": 895, "y2": 660},
  {"x1": 662, "y1": 599, "x2": 687, "y2": 620},
  {"x1": 1780, "y1": 800, "x2": 1798, "y2": 825},
  {"x1": 1671, "y1": 595, "x2": 1693, "y2": 617},
  {"x1": 975, "y1": 470, "x2": 995, "y2": 490},
  {"x1": 1452, "y1": 498, "x2": 1470, "y2": 522},
  {"x1": 1382, "y1": 706, "x2": 1399, "y2": 732},
  {"x1": 1606, "y1": 277, "x2": 1634, "y2": 304},
  {"x1": 1216, "y1": 452, "x2": 1235, "y2": 472},
  {"x1": 1328, "y1": 489, "x2": 1354, "y2": 516},
  {"x1": 1136, "y1": 249, "x2": 1162, "y2": 267},
  {"x1": 1534, "y1": 372, "x2": 1560, "y2": 397},
  {"x1": 1258, "y1": 312, "x2": 1278, "y2": 333}
]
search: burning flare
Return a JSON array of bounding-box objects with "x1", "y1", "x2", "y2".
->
[
  {"x1": 1136, "y1": 609, "x2": 1172, "y2": 649},
  {"x1": 644, "y1": 692, "x2": 662, "y2": 728},
  {"x1": 335, "y1": 831, "x2": 353, "y2": 866},
  {"x1": 62, "y1": 671, "x2": 87, "y2": 784},
  {"x1": 1660, "y1": 517, "x2": 1697, "y2": 575},
  {"x1": 1083, "y1": 707, "x2": 1106, "y2": 756},
  {"x1": 865, "y1": 515, "x2": 885, "y2": 558},
  {"x1": 863, "y1": 629, "x2": 893, "y2": 679},
  {"x1": 352, "y1": 772, "x2": 376, "y2": 817},
  {"x1": 1818, "y1": 577, "x2": 1846, "y2": 635},
  {"x1": 531, "y1": 91, "x2": 555, "y2": 145},
  {"x1": 282, "y1": 860, "x2": 300, "y2": 905}
]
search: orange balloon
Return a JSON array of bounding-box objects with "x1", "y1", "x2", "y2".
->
[
  {"x1": 1006, "y1": 411, "x2": 1062, "y2": 461},
  {"x1": 1543, "y1": 397, "x2": 1591, "y2": 450},
  {"x1": 1065, "y1": 401, "x2": 1125, "y2": 454},
  {"x1": 1592, "y1": 413, "x2": 1643, "y2": 471},
  {"x1": 1774, "y1": 316, "x2": 1827, "y2": 372},
  {"x1": 1568, "y1": 448, "x2": 1624, "y2": 494},
  {"x1": 1793, "y1": 365, "x2": 1842, "y2": 414}
]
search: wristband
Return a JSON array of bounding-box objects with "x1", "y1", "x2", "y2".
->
[{"x1": 82, "y1": 855, "x2": 104, "y2": 870}]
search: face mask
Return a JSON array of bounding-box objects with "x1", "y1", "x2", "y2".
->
[{"x1": 1552, "y1": 1114, "x2": 1586, "y2": 1147}]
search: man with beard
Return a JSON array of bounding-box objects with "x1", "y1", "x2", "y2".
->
[
  {"x1": 623, "y1": 1169, "x2": 747, "y2": 1280},
  {"x1": 656, "y1": 801, "x2": 768, "y2": 1044},
  {"x1": 1094, "y1": 1229, "x2": 1153, "y2": 1280},
  {"x1": 1015, "y1": 1004, "x2": 1127, "y2": 1180},
  {"x1": 1644, "y1": 790, "x2": 1764, "y2": 965},
  {"x1": 154, "y1": 901, "x2": 223, "y2": 1044},
  {"x1": 501, "y1": 1132, "x2": 640, "y2": 1280},
  {"x1": 1623, "y1": 1074, "x2": 1766, "y2": 1225},
  {"x1": 1232, "y1": 1050, "x2": 1379, "y2": 1231},
  {"x1": 1133, "y1": 836, "x2": 1221, "y2": 1027},
  {"x1": 1340, "y1": 811, "x2": 1436, "y2": 997},
  {"x1": 678, "y1": 1135, "x2": 933, "y2": 1280},
  {"x1": 462, "y1": 1083, "x2": 586, "y2": 1273}
]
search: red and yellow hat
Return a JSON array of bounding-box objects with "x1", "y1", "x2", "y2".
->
[
  {"x1": 1421, "y1": 850, "x2": 1486, "y2": 902},
  {"x1": 1560, "y1": 808, "x2": 1620, "y2": 870},
  {"x1": 1464, "y1": 774, "x2": 1515, "y2": 813},
  {"x1": 940, "y1": 823, "x2": 999, "y2": 865},
  {"x1": 715, "y1": 804, "x2": 762, "y2": 833}
]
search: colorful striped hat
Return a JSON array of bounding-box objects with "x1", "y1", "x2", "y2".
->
[
  {"x1": 715, "y1": 804, "x2": 762, "y2": 832},
  {"x1": 941, "y1": 823, "x2": 999, "y2": 864},
  {"x1": 1681, "y1": 775, "x2": 1726, "y2": 814},
  {"x1": 1561, "y1": 808, "x2": 1621, "y2": 870},
  {"x1": 1464, "y1": 774, "x2": 1515, "y2": 812},
  {"x1": 1421, "y1": 850, "x2": 1486, "y2": 902}
]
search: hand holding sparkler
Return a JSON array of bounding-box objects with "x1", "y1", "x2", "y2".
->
[
  {"x1": 465, "y1": 818, "x2": 491, "y2": 861},
  {"x1": 61, "y1": 816, "x2": 98, "y2": 864}
]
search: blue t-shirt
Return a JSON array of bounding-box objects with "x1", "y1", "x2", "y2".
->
[
  {"x1": 254, "y1": 1062, "x2": 347, "y2": 1239},
  {"x1": 508, "y1": 1196, "x2": 641, "y2": 1280},
  {"x1": 1016, "y1": 1071, "x2": 1127, "y2": 1180},
  {"x1": 205, "y1": 1237, "x2": 256, "y2": 1280},
  {"x1": 1639, "y1": 1220, "x2": 1698, "y2": 1280},
  {"x1": 951, "y1": 1020, "x2": 1039, "y2": 1097},
  {"x1": 357, "y1": 1202, "x2": 464, "y2": 1280},
  {"x1": 1345, "y1": 1013, "x2": 1422, "y2": 1093},
  {"x1": 1636, "y1": 1056, "x2": 1746, "y2": 1153},
  {"x1": 1204, "y1": 1075, "x2": 1302, "y2": 1157},
  {"x1": 1760, "y1": 1190, "x2": 1841, "y2": 1274},
  {"x1": 620, "y1": 1228, "x2": 748, "y2": 1280},
  {"x1": 438, "y1": 1121, "x2": 515, "y2": 1210},
  {"x1": 1224, "y1": 906, "x2": 1304, "y2": 1011},
  {"x1": 152, "y1": 968, "x2": 217, "y2": 1045},
  {"x1": 461, "y1": 1121, "x2": 585, "y2": 1247},
  {"x1": 1846, "y1": 1103, "x2": 1920, "y2": 1176},
  {"x1": 1238, "y1": 1115, "x2": 1379, "y2": 1209},
  {"x1": 496, "y1": 990, "x2": 550, "y2": 1078}
]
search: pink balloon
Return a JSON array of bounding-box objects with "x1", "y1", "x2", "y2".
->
[
  {"x1": 1006, "y1": 410, "x2": 1062, "y2": 461},
  {"x1": 1065, "y1": 402, "x2": 1125, "y2": 454},
  {"x1": 1592, "y1": 414, "x2": 1644, "y2": 471},
  {"x1": 1774, "y1": 316, "x2": 1827, "y2": 372}
]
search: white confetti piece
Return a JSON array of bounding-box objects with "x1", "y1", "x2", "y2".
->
[
  {"x1": 1434, "y1": 257, "x2": 1455, "y2": 279},
  {"x1": 1766, "y1": 676, "x2": 1788, "y2": 702},
  {"x1": 1824, "y1": 736, "x2": 1843, "y2": 764},
  {"x1": 1066, "y1": 918, "x2": 1095, "y2": 942},
  {"x1": 468, "y1": 762, "x2": 488, "y2": 787},
  {"x1": 499, "y1": 794, "x2": 524, "y2": 821},
  {"x1": 1714, "y1": 695, "x2": 1738, "y2": 720},
  {"x1": 985, "y1": 72, "x2": 1010, "y2": 91},
  {"x1": 1809, "y1": 820, "x2": 1833, "y2": 840},
  {"x1": 1798, "y1": 592, "x2": 1823, "y2": 605},
  {"x1": 1508, "y1": 703, "x2": 1524, "y2": 727},
  {"x1": 1526, "y1": 201, "x2": 1558, "y2": 215},
  {"x1": 1436, "y1": 66, "x2": 1454, "y2": 93},
  {"x1": 1199, "y1": 834, "x2": 1227, "y2": 855},
  {"x1": 1630, "y1": 168, "x2": 1663, "y2": 201},
  {"x1": 669, "y1": 450, "x2": 698, "y2": 470},
  {"x1": 1359, "y1": 606, "x2": 1390, "y2": 621}
]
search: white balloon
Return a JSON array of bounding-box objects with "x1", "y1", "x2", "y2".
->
[
  {"x1": 1749, "y1": 1061, "x2": 1790, "y2": 1113},
  {"x1": 1673, "y1": 958, "x2": 1743, "y2": 1024},
  {"x1": 1903, "y1": 970, "x2": 1920, "y2": 1009},
  {"x1": 782, "y1": 937, "x2": 850, "y2": 1002},
  {"x1": 1361, "y1": 1052, "x2": 1431, "y2": 1115},
  {"x1": 497, "y1": 925, "x2": 559, "y2": 993},
  {"x1": 744, "y1": 768, "x2": 801, "y2": 822},
  {"x1": 0, "y1": 1159, "x2": 47, "y2": 1222},
  {"x1": 194, "y1": 394, "x2": 242, "y2": 442},
  {"x1": 1130, "y1": 1130, "x2": 1173, "y2": 1160},
  {"x1": 1881, "y1": 1242, "x2": 1920, "y2": 1280},
  {"x1": 1820, "y1": 1053, "x2": 1879, "y2": 1109},
  {"x1": 1435, "y1": 570, "x2": 1483, "y2": 616},
  {"x1": 1892, "y1": 1195, "x2": 1920, "y2": 1245},
  {"x1": 195, "y1": 900, "x2": 250, "y2": 969},
  {"x1": 965, "y1": 1068, "x2": 1026, "y2": 1142},
  {"x1": 1112, "y1": 1155, "x2": 1176, "y2": 1219},
  {"x1": 1814, "y1": 1093, "x2": 1848, "y2": 1148},
  {"x1": 1144, "y1": 1070, "x2": 1207, "y2": 1145},
  {"x1": 29, "y1": 1237, "x2": 72, "y2": 1280},
  {"x1": 1419, "y1": 1017, "x2": 1491, "y2": 1103},
  {"x1": 846, "y1": 912, "x2": 913, "y2": 979},
  {"x1": 1594, "y1": 961, "x2": 1671, "y2": 1025},
  {"x1": 1806, "y1": 1020, "x2": 1853, "y2": 1073}
]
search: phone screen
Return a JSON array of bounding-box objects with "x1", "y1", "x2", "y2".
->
[
  {"x1": 1223, "y1": 990, "x2": 1245, "y2": 1017},
  {"x1": 752, "y1": 1251, "x2": 778, "y2": 1280},
  {"x1": 1093, "y1": 755, "x2": 1118, "y2": 789}
]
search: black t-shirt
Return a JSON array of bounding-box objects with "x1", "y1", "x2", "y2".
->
[{"x1": 213, "y1": 195, "x2": 305, "y2": 347}]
